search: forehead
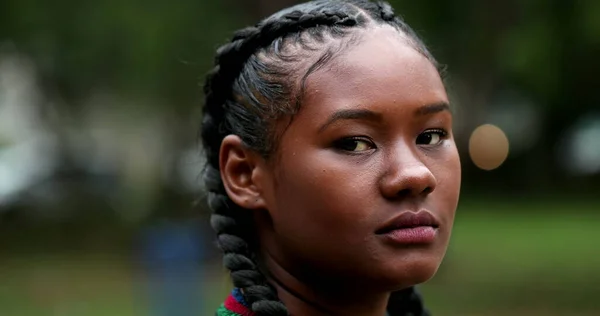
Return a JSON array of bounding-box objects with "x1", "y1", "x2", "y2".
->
[{"x1": 301, "y1": 26, "x2": 447, "y2": 112}]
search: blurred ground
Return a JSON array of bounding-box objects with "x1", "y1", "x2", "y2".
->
[{"x1": 1, "y1": 199, "x2": 598, "y2": 316}]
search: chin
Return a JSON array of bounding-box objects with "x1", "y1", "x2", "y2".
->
[{"x1": 377, "y1": 253, "x2": 442, "y2": 290}]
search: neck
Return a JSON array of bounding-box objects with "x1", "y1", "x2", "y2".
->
[{"x1": 261, "y1": 252, "x2": 390, "y2": 316}]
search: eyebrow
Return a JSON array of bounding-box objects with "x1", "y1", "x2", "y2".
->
[
  {"x1": 318, "y1": 102, "x2": 451, "y2": 133},
  {"x1": 414, "y1": 102, "x2": 451, "y2": 116},
  {"x1": 318, "y1": 108, "x2": 383, "y2": 133}
]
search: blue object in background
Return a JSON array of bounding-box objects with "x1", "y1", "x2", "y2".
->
[{"x1": 140, "y1": 218, "x2": 206, "y2": 316}]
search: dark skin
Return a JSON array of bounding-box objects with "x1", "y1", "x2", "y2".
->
[{"x1": 220, "y1": 26, "x2": 461, "y2": 316}]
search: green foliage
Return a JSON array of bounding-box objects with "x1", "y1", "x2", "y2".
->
[
  {"x1": 2, "y1": 0, "x2": 597, "y2": 112},
  {"x1": 1, "y1": 1, "x2": 598, "y2": 208},
  {"x1": 1, "y1": 0, "x2": 245, "y2": 107}
]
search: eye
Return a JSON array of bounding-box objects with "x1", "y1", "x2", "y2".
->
[
  {"x1": 416, "y1": 129, "x2": 447, "y2": 146},
  {"x1": 334, "y1": 137, "x2": 375, "y2": 152}
]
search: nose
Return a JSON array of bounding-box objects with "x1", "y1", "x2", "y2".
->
[{"x1": 379, "y1": 148, "x2": 437, "y2": 199}]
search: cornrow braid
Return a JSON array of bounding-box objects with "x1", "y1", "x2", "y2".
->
[
  {"x1": 376, "y1": 1, "x2": 397, "y2": 21},
  {"x1": 202, "y1": 10, "x2": 360, "y2": 166},
  {"x1": 217, "y1": 10, "x2": 358, "y2": 64},
  {"x1": 202, "y1": 6, "x2": 363, "y2": 316},
  {"x1": 201, "y1": 1, "x2": 441, "y2": 315}
]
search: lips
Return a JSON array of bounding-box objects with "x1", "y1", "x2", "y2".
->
[{"x1": 376, "y1": 210, "x2": 439, "y2": 235}]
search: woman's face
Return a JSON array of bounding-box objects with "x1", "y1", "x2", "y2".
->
[{"x1": 253, "y1": 27, "x2": 461, "y2": 291}]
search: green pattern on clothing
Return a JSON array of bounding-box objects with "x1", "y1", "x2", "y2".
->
[{"x1": 216, "y1": 304, "x2": 240, "y2": 316}]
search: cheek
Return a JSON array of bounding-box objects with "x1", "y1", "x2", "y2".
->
[
  {"x1": 430, "y1": 145, "x2": 462, "y2": 219},
  {"x1": 271, "y1": 151, "x2": 378, "y2": 241}
]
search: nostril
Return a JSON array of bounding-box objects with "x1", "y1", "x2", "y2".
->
[
  {"x1": 395, "y1": 186, "x2": 432, "y2": 198},
  {"x1": 396, "y1": 189, "x2": 411, "y2": 198}
]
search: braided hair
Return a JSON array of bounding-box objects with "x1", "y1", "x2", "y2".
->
[{"x1": 201, "y1": 1, "x2": 440, "y2": 315}]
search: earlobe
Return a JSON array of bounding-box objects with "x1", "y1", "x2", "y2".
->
[{"x1": 219, "y1": 135, "x2": 268, "y2": 210}]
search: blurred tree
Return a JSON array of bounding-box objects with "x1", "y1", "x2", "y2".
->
[{"x1": 0, "y1": 0, "x2": 598, "y2": 207}]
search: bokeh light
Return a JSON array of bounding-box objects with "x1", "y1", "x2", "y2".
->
[{"x1": 468, "y1": 124, "x2": 510, "y2": 171}]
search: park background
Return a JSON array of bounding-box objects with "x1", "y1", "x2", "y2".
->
[{"x1": 1, "y1": 0, "x2": 599, "y2": 315}]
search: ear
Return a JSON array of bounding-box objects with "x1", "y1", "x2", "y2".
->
[{"x1": 219, "y1": 135, "x2": 269, "y2": 210}]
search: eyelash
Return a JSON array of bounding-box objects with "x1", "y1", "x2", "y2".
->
[
  {"x1": 417, "y1": 129, "x2": 449, "y2": 146},
  {"x1": 333, "y1": 136, "x2": 376, "y2": 154},
  {"x1": 333, "y1": 129, "x2": 449, "y2": 154}
]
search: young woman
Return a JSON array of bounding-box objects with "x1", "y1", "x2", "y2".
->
[{"x1": 200, "y1": 0, "x2": 461, "y2": 315}]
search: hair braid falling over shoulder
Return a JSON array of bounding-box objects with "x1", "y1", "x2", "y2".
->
[
  {"x1": 204, "y1": 166, "x2": 288, "y2": 315},
  {"x1": 202, "y1": 7, "x2": 362, "y2": 316},
  {"x1": 201, "y1": 1, "x2": 441, "y2": 315}
]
